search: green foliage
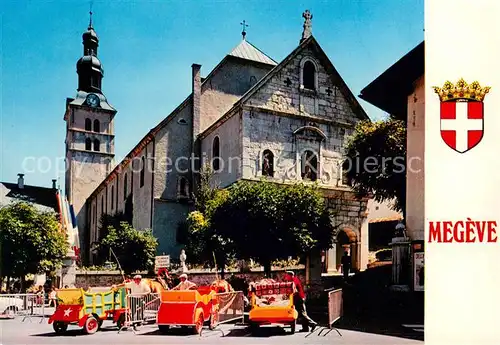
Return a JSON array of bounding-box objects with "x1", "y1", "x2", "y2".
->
[
  {"x1": 94, "y1": 220, "x2": 158, "y2": 275},
  {"x1": 94, "y1": 212, "x2": 129, "y2": 265},
  {"x1": 185, "y1": 163, "x2": 234, "y2": 270},
  {"x1": 344, "y1": 119, "x2": 406, "y2": 212},
  {"x1": 211, "y1": 180, "x2": 335, "y2": 273},
  {"x1": 0, "y1": 202, "x2": 68, "y2": 278}
]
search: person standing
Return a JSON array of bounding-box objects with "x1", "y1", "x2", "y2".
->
[
  {"x1": 284, "y1": 271, "x2": 317, "y2": 332},
  {"x1": 114, "y1": 275, "x2": 151, "y2": 324},
  {"x1": 341, "y1": 251, "x2": 351, "y2": 281}
]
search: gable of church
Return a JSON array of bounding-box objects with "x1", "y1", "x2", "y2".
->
[{"x1": 242, "y1": 37, "x2": 368, "y2": 124}]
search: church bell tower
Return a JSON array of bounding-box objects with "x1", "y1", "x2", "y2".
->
[{"x1": 64, "y1": 12, "x2": 116, "y2": 255}]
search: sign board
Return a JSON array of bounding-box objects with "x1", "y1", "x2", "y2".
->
[
  {"x1": 155, "y1": 255, "x2": 170, "y2": 270},
  {"x1": 414, "y1": 252, "x2": 424, "y2": 291}
]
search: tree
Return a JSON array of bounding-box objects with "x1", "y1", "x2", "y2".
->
[
  {"x1": 94, "y1": 221, "x2": 158, "y2": 275},
  {"x1": 93, "y1": 212, "x2": 129, "y2": 265},
  {"x1": 211, "y1": 180, "x2": 335, "y2": 276},
  {"x1": 343, "y1": 119, "x2": 406, "y2": 213},
  {"x1": 184, "y1": 164, "x2": 233, "y2": 277},
  {"x1": 0, "y1": 202, "x2": 68, "y2": 289}
]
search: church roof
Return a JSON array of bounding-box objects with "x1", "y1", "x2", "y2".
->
[
  {"x1": 359, "y1": 41, "x2": 424, "y2": 119},
  {"x1": 0, "y1": 182, "x2": 58, "y2": 213},
  {"x1": 228, "y1": 40, "x2": 277, "y2": 66},
  {"x1": 200, "y1": 35, "x2": 369, "y2": 139}
]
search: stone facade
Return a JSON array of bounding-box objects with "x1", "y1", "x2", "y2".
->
[
  {"x1": 77, "y1": 30, "x2": 372, "y2": 272},
  {"x1": 200, "y1": 57, "x2": 272, "y2": 133}
]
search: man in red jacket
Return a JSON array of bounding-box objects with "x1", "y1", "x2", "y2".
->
[{"x1": 285, "y1": 271, "x2": 317, "y2": 332}]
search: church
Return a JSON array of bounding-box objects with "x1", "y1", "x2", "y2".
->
[{"x1": 64, "y1": 10, "x2": 375, "y2": 273}]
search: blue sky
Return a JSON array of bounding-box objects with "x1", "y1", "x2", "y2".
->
[{"x1": 1, "y1": 0, "x2": 423, "y2": 188}]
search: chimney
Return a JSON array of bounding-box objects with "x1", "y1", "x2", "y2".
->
[
  {"x1": 17, "y1": 173, "x2": 25, "y2": 189},
  {"x1": 191, "y1": 64, "x2": 201, "y2": 140},
  {"x1": 52, "y1": 179, "x2": 57, "y2": 189}
]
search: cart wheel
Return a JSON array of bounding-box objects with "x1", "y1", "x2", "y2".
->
[
  {"x1": 158, "y1": 325, "x2": 170, "y2": 333},
  {"x1": 84, "y1": 316, "x2": 99, "y2": 335},
  {"x1": 116, "y1": 314, "x2": 126, "y2": 329},
  {"x1": 53, "y1": 321, "x2": 68, "y2": 334},
  {"x1": 290, "y1": 322, "x2": 296, "y2": 334},
  {"x1": 194, "y1": 313, "x2": 204, "y2": 334}
]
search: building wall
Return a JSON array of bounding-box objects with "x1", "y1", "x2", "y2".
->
[
  {"x1": 406, "y1": 76, "x2": 425, "y2": 241},
  {"x1": 241, "y1": 109, "x2": 349, "y2": 187},
  {"x1": 153, "y1": 200, "x2": 190, "y2": 257},
  {"x1": 201, "y1": 111, "x2": 242, "y2": 188},
  {"x1": 87, "y1": 140, "x2": 155, "y2": 256},
  {"x1": 246, "y1": 48, "x2": 359, "y2": 124},
  {"x1": 366, "y1": 199, "x2": 402, "y2": 221},
  {"x1": 153, "y1": 104, "x2": 193, "y2": 201},
  {"x1": 200, "y1": 58, "x2": 272, "y2": 133}
]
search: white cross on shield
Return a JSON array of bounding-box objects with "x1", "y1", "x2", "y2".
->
[{"x1": 440, "y1": 100, "x2": 484, "y2": 153}]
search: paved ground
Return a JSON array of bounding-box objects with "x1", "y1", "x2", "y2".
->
[{"x1": 0, "y1": 317, "x2": 423, "y2": 345}]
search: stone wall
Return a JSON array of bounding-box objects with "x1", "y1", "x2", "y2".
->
[
  {"x1": 241, "y1": 109, "x2": 349, "y2": 186},
  {"x1": 201, "y1": 110, "x2": 242, "y2": 188},
  {"x1": 200, "y1": 57, "x2": 273, "y2": 133},
  {"x1": 246, "y1": 45, "x2": 359, "y2": 123},
  {"x1": 74, "y1": 268, "x2": 306, "y2": 289}
]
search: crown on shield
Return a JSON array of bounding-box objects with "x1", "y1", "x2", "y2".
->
[{"x1": 433, "y1": 78, "x2": 491, "y2": 102}]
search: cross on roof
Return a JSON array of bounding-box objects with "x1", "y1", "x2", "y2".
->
[
  {"x1": 88, "y1": 0, "x2": 94, "y2": 29},
  {"x1": 240, "y1": 20, "x2": 249, "y2": 40}
]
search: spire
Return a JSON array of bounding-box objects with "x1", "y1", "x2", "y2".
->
[
  {"x1": 301, "y1": 10, "x2": 313, "y2": 43},
  {"x1": 240, "y1": 20, "x2": 248, "y2": 40},
  {"x1": 88, "y1": 9, "x2": 93, "y2": 30},
  {"x1": 76, "y1": 8, "x2": 104, "y2": 93},
  {"x1": 88, "y1": 0, "x2": 94, "y2": 29}
]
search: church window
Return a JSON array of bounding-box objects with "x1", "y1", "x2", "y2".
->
[
  {"x1": 178, "y1": 177, "x2": 189, "y2": 198},
  {"x1": 93, "y1": 139, "x2": 100, "y2": 151},
  {"x1": 140, "y1": 156, "x2": 145, "y2": 188},
  {"x1": 301, "y1": 150, "x2": 318, "y2": 181},
  {"x1": 303, "y1": 61, "x2": 316, "y2": 90},
  {"x1": 111, "y1": 185, "x2": 115, "y2": 210},
  {"x1": 93, "y1": 119, "x2": 100, "y2": 132},
  {"x1": 177, "y1": 118, "x2": 187, "y2": 125},
  {"x1": 101, "y1": 196, "x2": 104, "y2": 215},
  {"x1": 249, "y1": 76, "x2": 257, "y2": 87},
  {"x1": 261, "y1": 150, "x2": 274, "y2": 177},
  {"x1": 85, "y1": 138, "x2": 92, "y2": 151},
  {"x1": 124, "y1": 173, "x2": 128, "y2": 199},
  {"x1": 212, "y1": 136, "x2": 220, "y2": 172},
  {"x1": 85, "y1": 118, "x2": 92, "y2": 131},
  {"x1": 341, "y1": 160, "x2": 352, "y2": 186}
]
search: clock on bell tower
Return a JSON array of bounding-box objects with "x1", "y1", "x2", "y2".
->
[{"x1": 63, "y1": 12, "x2": 117, "y2": 252}]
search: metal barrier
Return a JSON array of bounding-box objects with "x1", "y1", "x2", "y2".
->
[
  {"x1": 328, "y1": 288, "x2": 343, "y2": 328},
  {"x1": 216, "y1": 291, "x2": 244, "y2": 324},
  {"x1": 0, "y1": 293, "x2": 46, "y2": 322},
  {"x1": 120, "y1": 293, "x2": 160, "y2": 332}
]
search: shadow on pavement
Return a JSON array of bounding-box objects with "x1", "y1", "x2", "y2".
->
[
  {"x1": 31, "y1": 326, "x2": 119, "y2": 337},
  {"x1": 223, "y1": 325, "x2": 295, "y2": 338},
  {"x1": 334, "y1": 318, "x2": 424, "y2": 341}
]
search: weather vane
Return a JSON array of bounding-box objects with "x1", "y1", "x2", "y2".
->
[{"x1": 240, "y1": 20, "x2": 249, "y2": 40}]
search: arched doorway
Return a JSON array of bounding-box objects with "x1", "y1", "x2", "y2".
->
[{"x1": 335, "y1": 228, "x2": 359, "y2": 272}]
